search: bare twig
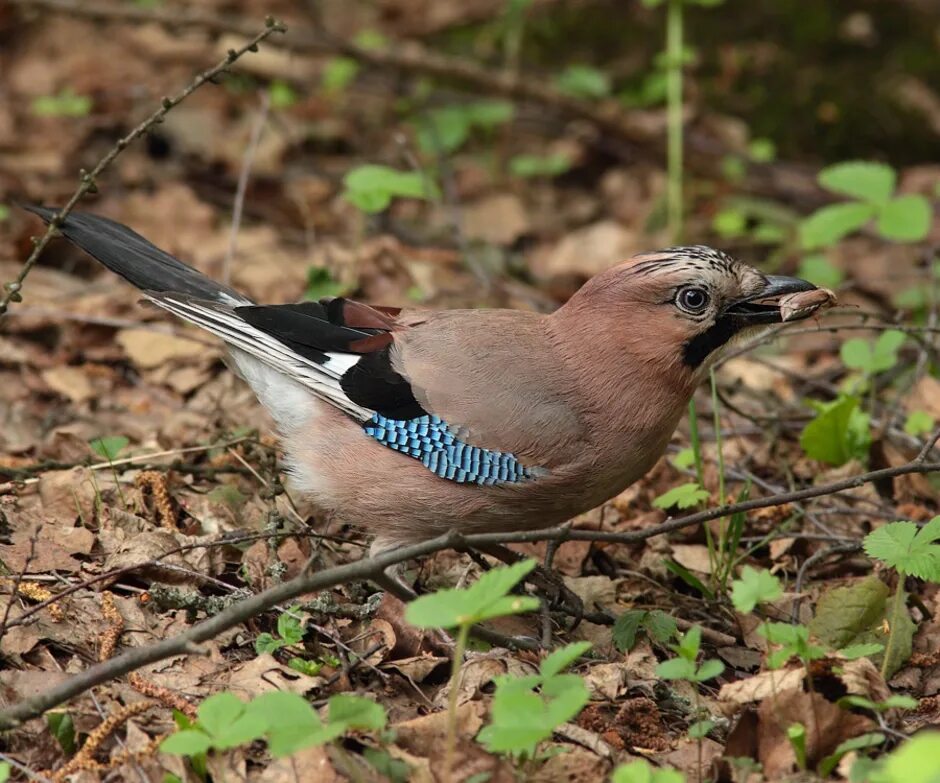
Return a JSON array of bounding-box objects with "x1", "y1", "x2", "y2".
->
[
  {"x1": 0, "y1": 524, "x2": 42, "y2": 646},
  {"x1": 223, "y1": 90, "x2": 271, "y2": 286},
  {"x1": 2, "y1": 449, "x2": 939, "y2": 729},
  {"x1": 0, "y1": 16, "x2": 286, "y2": 315}
]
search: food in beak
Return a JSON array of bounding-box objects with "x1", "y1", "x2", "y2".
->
[{"x1": 779, "y1": 287, "x2": 837, "y2": 322}]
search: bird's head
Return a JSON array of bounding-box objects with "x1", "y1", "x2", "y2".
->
[{"x1": 557, "y1": 245, "x2": 826, "y2": 383}]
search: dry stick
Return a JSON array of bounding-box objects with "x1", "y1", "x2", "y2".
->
[
  {"x1": 4, "y1": 451, "x2": 940, "y2": 729},
  {"x1": 0, "y1": 17, "x2": 287, "y2": 316},
  {"x1": 223, "y1": 89, "x2": 271, "y2": 287}
]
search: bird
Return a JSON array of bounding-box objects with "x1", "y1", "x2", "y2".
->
[{"x1": 28, "y1": 207, "x2": 823, "y2": 562}]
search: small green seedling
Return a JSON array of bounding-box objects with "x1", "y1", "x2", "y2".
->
[
  {"x1": 90, "y1": 434, "x2": 130, "y2": 508},
  {"x1": 656, "y1": 625, "x2": 724, "y2": 684},
  {"x1": 161, "y1": 691, "x2": 386, "y2": 773},
  {"x1": 840, "y1": 330, "x2": 906, "y2": 394},
  {"x1": 837, "y1": 694, "x2": 918, "y2": 713},
  {"x1": 554, "y1": 64, "x2": 611, "y2": 99},
  {"x1": 32, "y1": 88, "x2": 92, "y2": 118},
  {"x1": 268, "y1": 79, "x2": 298, "y2": 109},
  {"x1": 406, "y1": 559, "x2": 540, "y2": 780},
  {"x1": 905, "y1": 411, "x2": 936, "y2": 437},
  {"x1": 412, "y1": 100, "x2": 513, "y2": 155},
  {"x1": 818, "y1": 733, "x2": 886, "y2": 778},
  {"x1": 509, "y1": 153, "x2": 572, "y2": 179},
  {"x1": 321, "y1": 58, "x2": 359, "y2": 96},
  {"x1": 800, "y1": 161, "x2": 932, "y2": 249},
  {"x1": 0, "y1": 762, "x2": 8, "y2": 783},
  {"x1": 255, "y1": 605, "x2": 304, "y2": 655},
  {"x1": 611, "y1": 758, "x2": 686, "y2": 783},
  {"x1": 864, "y1": 516, "x2": 940, "y2": 677},
  {"x1": 341, "y1": 164, "x2": 440, "y2": 213},
  {"x1": 857, "y1": 729, "x2": 940, "y2": 783},
  {"x1": 477, "y1": 641, "x2": 592, "y2": 758},
  {"x1": 730, "y1": 566, "x2": 783, "y2": 614},
  {"x1": 787, "y1": 723, "x2": 808, "y2": 770},
  {"x1": 653, "y1": 482, "x2": 709, "y2": 510},
  {"x1": 304, "y1": 267, "x2": 349, "y2": 301},
  {"x1": 800, "y1": 394, "x2": 871, "y2": 466},
  {"x1": 798, "y1": 254, "x2": 845, "y2": 289},
  {"x1": 757, "y1": 622, "x2": 826, "y2": 669},
  {"x1": 613, "y1": 609, "x2": 678, "y2": 652}
]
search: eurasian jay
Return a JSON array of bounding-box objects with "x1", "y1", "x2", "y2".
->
[{"x1": 28, "y1": 207, "x2": 824, "y2": 559}]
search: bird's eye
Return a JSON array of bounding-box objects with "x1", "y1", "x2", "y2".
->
[{"x1": 676, "y1": 286, "x2": 710, "y2": 314}]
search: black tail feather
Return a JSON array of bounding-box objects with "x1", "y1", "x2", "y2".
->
[{"x1": 25, "y1": 206, "x2": 249, "y2": 304}]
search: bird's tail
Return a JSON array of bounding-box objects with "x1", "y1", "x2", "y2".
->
[{"x1": 25, "y1": 206, "x2": 250, "y2": 305}]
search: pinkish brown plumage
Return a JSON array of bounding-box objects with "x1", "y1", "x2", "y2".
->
[{"x1": 29, "y1": 207, "x2": 830, "y2": 555}]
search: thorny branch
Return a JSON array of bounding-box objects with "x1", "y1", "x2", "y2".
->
[
  {"x1": 2, "y1": 449, "x2": 939, "y2": 729},
  {"x1": 0, "y1": 16, "x2": 287, "y2": 316}
]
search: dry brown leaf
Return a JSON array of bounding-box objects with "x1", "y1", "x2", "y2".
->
[
  {"x1": 115, "y1": 328, "x2": 209, "y2": 369},
  {"x1": 462, "y1": 193, "x2": 531, "y2": 246},
  {"x1": 670, "y1": 544, "x2": 714, "y2": 574},
  {"x1": 258, "y1": 744, "x2": 340, "y2": 783},
  {"x1": 222, "y1": 653, "x2": 325, "y2": 699},
  {"x1": 718, "y1": 667, "x2": 804, "y2": 711},
  {"x1": 40, "y1": 366, "x2": 94, "y2": 403}
]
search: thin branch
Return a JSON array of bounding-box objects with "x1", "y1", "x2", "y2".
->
[
  {"x1": 223, "y1": 90, "x2": 271, "y2": 286},
  {"x1": 2, "y1": 451, "x2": 939, "y2": 729},
  {"x1": 0, "y1": 16, "x2": 286, "y2": 315}
]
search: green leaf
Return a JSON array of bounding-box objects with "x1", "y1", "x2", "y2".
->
[
  {"x1": 89, "y1": 435, "x2": 129, "y2": 461},
  {"x1": 653, "y1": 482, "x2": 709, "y2": 510},
  {"x1": 611, "y1": 759, "x2": 686, "y2": 783},
  {"x1": 0, "y1": 204, "x2": 10, "y2": 222},
  {"x1": 277, "y1": 608, "x2": 304, "y2": 645},
  {"x1": 819, "y1": 161, "x2": 896, "y2": 204},
  {"x1": 321, "y1": 58, "x2": 359, "y2": 95},
  {"x1": 905, "y1": 411, "x2": 936, "y2": 437},
  {"x1": 405, "y1": 559, "x2": 538, "y2": 629},
  {"x1": 212, "y1": 710, "x2": 269, "y2": 750},
  {"x1": 877, "y1": 195, "x2": 932, "y2": 243},
  {"x1": 670, "y1": 447, "x2": 696, "y2": 471},
  {"x1": 688, "y1": 719, "x2": 716, "y2": 739},
  {"x1": 841, "y1": 339, "x2": 873, "y2": 372},
  {"x1": 712, "y1": 208, "x2": 747, "y2": 239},
  {"x1": 342, "y1": 164, "x2": 439, "y2": 214},
  {"x1": 254, "y1": 633, "x2": 282, "y2": 654},
  {"x1": 328, "y1": 694, "x2": 387, "y2": 731},
  {"x1": 32, "y1": 88, "x2": 92, "y2": 118},
  {"x1": 655, "y1": 657, "x2": 697, "y2": 681},
  {"x1": 197, "y1": 692, "x2": 245, "y2": 739},
  {"x1": 665, "y1": 560, "x2": 714, "y2": 600},
  {"x1": 747, "y1": 138, "x2": 776, "y2": 163},
  {"x1": 870, "y1": 330, "x2": 906, "y2": 373},
  {"x1": 288, "y1": 657, "x2": 323, "y2": 676},
  {"x1": 645, "y1": 611, "x2": 678, "y2": 643},
  {"x1": 269, "y1": 79, "x2": 298, "y2": 109},
  {"x1": 809, "y1": 575, "x2": 890, "y2": 651},
  {"x1": 878, "y1": 727, "x2": 940, "y2": 783},
  {"x1": 540, "y1": 641, "x2": 591, "y2": 677},
  {"x1": 798, "y1": 254, "x2": 844, "y2": 288},
  {"x1": 246, "y1": 691, "x2": 325, "y2": 757},
  {"x1": 509, "y1": 153, "x2": 572, "y2": 179},
  {"x1": 819, "y1": 733, "x2": 885, "y2": 778},
  {"x1": 692, "y1": 658, "x2": 725, "y2": 682},
  {"x1": 0, "y1": 763, "x2": 8, "y2": 783},
  {"x1": 839, "y1": 643, "x2": 885, "y2": 659},
  {"x1": 47, "y1": 712, "x2": 76, "y2": 754},
  {"x1": 800, "y1": 395, "x2": 871, "y2": 466},
  {"x1": 787, "y1": 723, "x2": 807, "y2": 769},
  {"x1": 612, "y1": 610, "x2": 645, "y2": 652},
  {"x1": 731, "y1": 566, "x2": 783, "y2": 613},
  {"x1": 799, "y1": 202, "x2": 875, "y2": 250},
  {"x1": 160, "y1": 729, "x2": 212, "y2": 756},
  {"x1": 864, "y1": 517, "x2": 940, "y2": 579},
  {"x1": 554, "y1": 65, "x2": 611, "y2": 99}
]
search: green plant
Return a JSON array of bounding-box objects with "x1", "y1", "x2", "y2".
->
[
  {"x1": 653, "y1": 482, "x2": 709, "y2": 510},
  {"x1": 758, "y1": 622, "x2": 826, "y2": 669},
  {"x1": 161, "y1": 691, "x2": 386, "y2": 774},
  {"x1": 405, "y1": 559, "x2": 539, "y2": 780},
  {"x1": 856, "y1": 729, "x2": 940, "y2": 783},
  {"x1": 905, "y1": 410, "x2": 935, "y2": 437},
  {"x1": 304, "y1": 267, "x2": 350, "y2": 300},
  {"x1": 798, "y1": 254, "x2": 845, "y2": 289},
  {"x1": 800, "y1": 161, "x2": 932, "y2": 249},
  {"x1": 612, "y1": 609, "x2": 678, "y2": 652},
  {"x1": 800, "y1": 394, "x2": 871, "y2": 466},
  {"x1": 341, "y1": 164, "x2": 440, "y2": 213},
  {"x1": 730, "y1": 565, "x2": 783, "y2": 613},
  {"x1": 864, "y1": 516, "x2": 940, "y2": 677},
  {"x1": 89, "y1": 434, "x2": 130, "y2": 507},
  {"x1": 611, "y1": 758, "x2": 685, "y2": 782},
  {"x1": 268, "y1": 79, "x2": 298, "y2": 109},
  {"x1": 254, "y1": 605, "x2": 304, "y2": 654},
  {"x1": 840, "y1": 330, "x2": 906, "y2": 393},
  {"x1": 413, "y1": 100, "x2": 513, "y2": 155},
  {"x1": 0, "y1": 204, "x2": 9, "y2": 222},
  {"x1": 509, "y1": 153, "x2": 572, "y2": 179},
  {"x1": 0, "y1": 763, "x2": 8, "y2": 783},
  {"x1": 553, "y1": 65, "x2": 611, "y2": 99},
  {"x1": 47, "y1": 711, "x2": 76, "y2": 754},
  {"x1": 321, "y1": 58, "x2": 359, "y2": 96},
  {"x1": 477, "y1": 641, "x2": 591, "y2": 758},
  {"x1": 32, "y1": 88, "x2": 92, "y2": 118}
]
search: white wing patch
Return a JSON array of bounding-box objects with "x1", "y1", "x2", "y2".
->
[{"x1": 150, "y1": 294, "x2": 374, "y2": 421}]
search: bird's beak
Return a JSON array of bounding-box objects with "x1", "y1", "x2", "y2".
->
[{"x1": 724, "y1": 275, "x2": 819, "y2": 325}]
